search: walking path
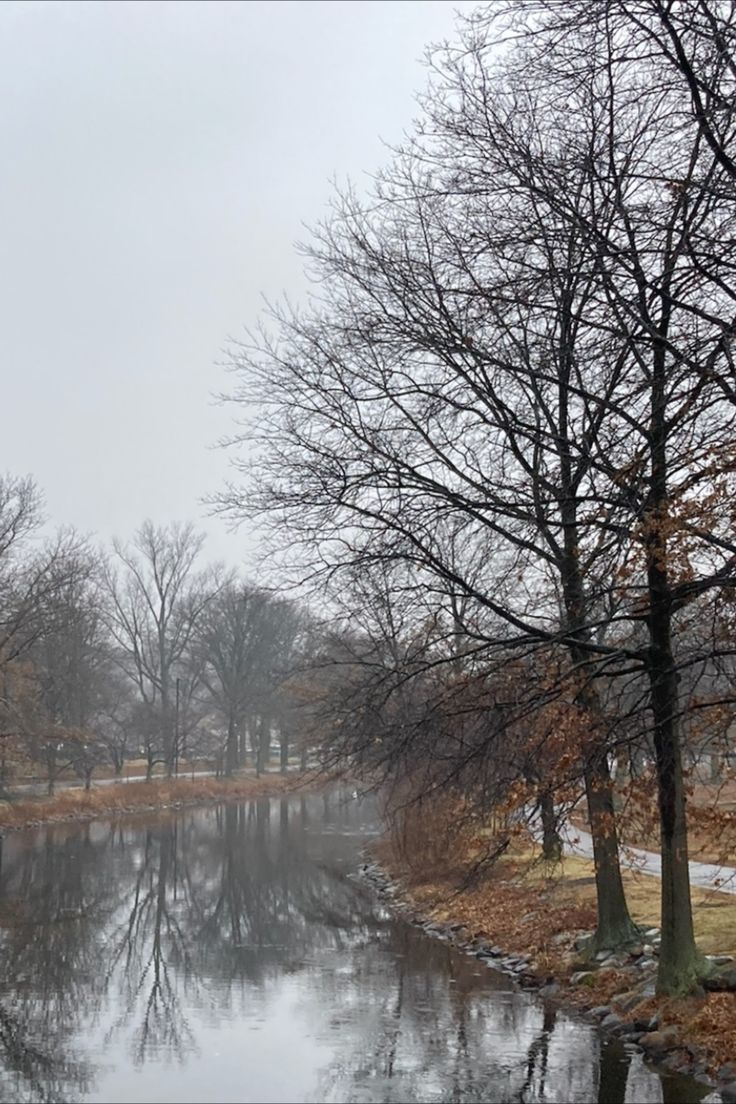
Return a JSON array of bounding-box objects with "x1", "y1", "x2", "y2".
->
[
  {"x1": 560, "y1": 821, "x2": 736, "y2": 895},
  {"x1": 7, "y1": 769, "x2": 220, "y2": 797}
]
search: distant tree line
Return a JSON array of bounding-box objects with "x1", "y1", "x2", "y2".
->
[
  {"x1": 219, "y1": 0, "x2": 736, "y2": 997},
  {"x1": 0, "y1": 474, "x2": 315, "y2": 790}
]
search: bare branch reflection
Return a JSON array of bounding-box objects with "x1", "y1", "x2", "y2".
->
[{"x1": 0, "y1": 791, "x2": 685, "y2": 1103}]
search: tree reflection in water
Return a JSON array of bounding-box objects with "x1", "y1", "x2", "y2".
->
[{"x1": 0, "y1": 790, "x2": 705, "y2": 1103}]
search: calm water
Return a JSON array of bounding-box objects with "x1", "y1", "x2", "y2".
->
[{"x1": 0, "y1": 788, "x2": 709, "y2": 1104}]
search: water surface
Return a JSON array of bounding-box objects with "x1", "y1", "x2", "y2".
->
[{"x1": 0, "y1": 788, "x2": 709, "y2": 1103}]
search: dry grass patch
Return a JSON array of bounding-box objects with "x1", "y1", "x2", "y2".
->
[
  {"x1": 374, "y1": 835, "x2": 597, "y2": 977},
  {"x1": 378, "y1": 833, "x2": 736, "y2": 970},
  {"x1": 538, "y1": 853, "x2": 736, "y2": 956}
]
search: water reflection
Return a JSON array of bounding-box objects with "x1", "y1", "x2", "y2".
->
[{"x1": 0, "y1": 790, "x2": 708, "y2": 1103}]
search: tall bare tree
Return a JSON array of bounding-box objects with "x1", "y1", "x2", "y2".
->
[
  {"x1": 28, "y1": 537, "x2": 111, "y2": 791},
  {"x1": 195, "y1": 582, "x2": 271, "y2": 775},
  {"x1": 219, "y1": 1, "x2": 736, "y2": 995},
  {"x1": 106, "y1": 521, "x2": 217, "y2": 776},
  {"x1": 468, "y1": 0, "x2": 736, "y2": 994}
]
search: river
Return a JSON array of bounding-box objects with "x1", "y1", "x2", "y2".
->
[{"x1": 0, "y1": 787, "x2": 711, "y2": 1103}]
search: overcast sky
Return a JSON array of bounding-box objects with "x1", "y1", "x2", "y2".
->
[{"x1": 2, "y1": 0, "x2": 474, "y2": 569}]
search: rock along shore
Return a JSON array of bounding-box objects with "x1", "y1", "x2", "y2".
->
[{"x1": 359, "y1": 856, "x2": 734, "y2": 1104}]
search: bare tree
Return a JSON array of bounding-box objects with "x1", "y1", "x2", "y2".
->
[
  {"x1": 218, "y1": 0, "x2": 736, "y2": 996},
  {"x1": 466, "y1": 0, "x2": 736, "y2": 994},
  {"x1": 0, "y1": 476, "x2": 55, "y2": 674},
  {"x1": 106, "y1": 521, "x2": 218, "y2": 776},
  {"x1": 219, "y1": 94, "x2": 641, "y2": 951},
  {"x1": 24, "y1": 536, "x2": 111, "y2": 791},
  {"x1": 195, "y1": 582, "x2": 271, "y2": 775},
  {"x1": 93, "y1": 667, "x2": 138, "y2": 777}
]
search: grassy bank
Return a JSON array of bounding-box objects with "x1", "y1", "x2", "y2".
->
[
  {"x1": 374, "y1": 827, "x2": 736, "y2": 1086},
  {"x1": 0, "y1": 771, "x2": 325, "y2": 832}
]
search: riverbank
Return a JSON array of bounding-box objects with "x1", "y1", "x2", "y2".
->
[
  {"x1": 367, "y1": 837, "x2": 736, "y2": 1100},
  {"x1": 0, "y1": 771, "x2": 327, "y2": 832}
]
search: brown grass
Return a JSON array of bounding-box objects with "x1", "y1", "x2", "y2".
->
[
  {"x1": 0, "y1": 771, "x2": 326, "y2": 831},
  {"x1": 472, "y1": 847, "x2": 736, "y2": 956}
]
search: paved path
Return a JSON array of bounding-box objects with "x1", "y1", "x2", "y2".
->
[
  {"x1": 560, "y1": 820, "x2": 736, "y2": 896},
  {"x1": 6, "y1": 759, "x2": 314, "y2": 798},
  {"x1": 7, "y1": 769, "x2": 221, "y2": 797}
]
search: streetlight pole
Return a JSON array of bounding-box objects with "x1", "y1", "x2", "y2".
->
[{"x1": 174, "y1": 677, "x2": 181, "y2": 776}]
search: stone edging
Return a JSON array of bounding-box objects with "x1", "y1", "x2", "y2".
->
[{"x1": 358, "y1": 857, "x2": 734, "y2": 1104}]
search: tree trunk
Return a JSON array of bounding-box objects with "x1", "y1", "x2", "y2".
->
[
  {"x1": 583, "y1": 747, "x2": 639, "y2": 951},
  {"x1": 539, "y1": 789, "x2": 562, "y2": 861},
  {"x1": 647, "y1": 600, "x2": 701, "y2": 994},
  {"x1": 556, "y1": 335, "x2": 637, "y2": 954},
  {"x1": 161, "y1": 679, "x2": 175, "y2": 778},
  {"x1": 225, "y1": 712, "x2": 238, "y2": 777},
  {"x1": 47, "y1": 751, "x2": 57, "y2": 796},
  {"x1": 257, "y1": 715, "x2": 270, "y2": 774},
  {"x1": 238, "y1": 720, "x2": 248, "y2": 768},
  {"x1": 710, "y1": 750, "x2": 721, "y2": 784},
  {"x1": 249, "y1": 720, "x2": 259, "y2": 773},
  {"x1": 280, "y1": 727, "x2": 289, "y2": 774},
  {"x1": 565, "y1": 657, "x2": 637, "y2": 952},
  {"x1": 644, "y1": 322, "x2": 702, "y2": 995}
]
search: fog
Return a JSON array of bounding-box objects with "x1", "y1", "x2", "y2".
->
[{"x1": 1, "y1": 0, "x2": 473, "y2": 565}]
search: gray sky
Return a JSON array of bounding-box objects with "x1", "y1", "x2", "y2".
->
[{"x1": 2, "y1": 0, "x2": 473, "y2": 569}]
